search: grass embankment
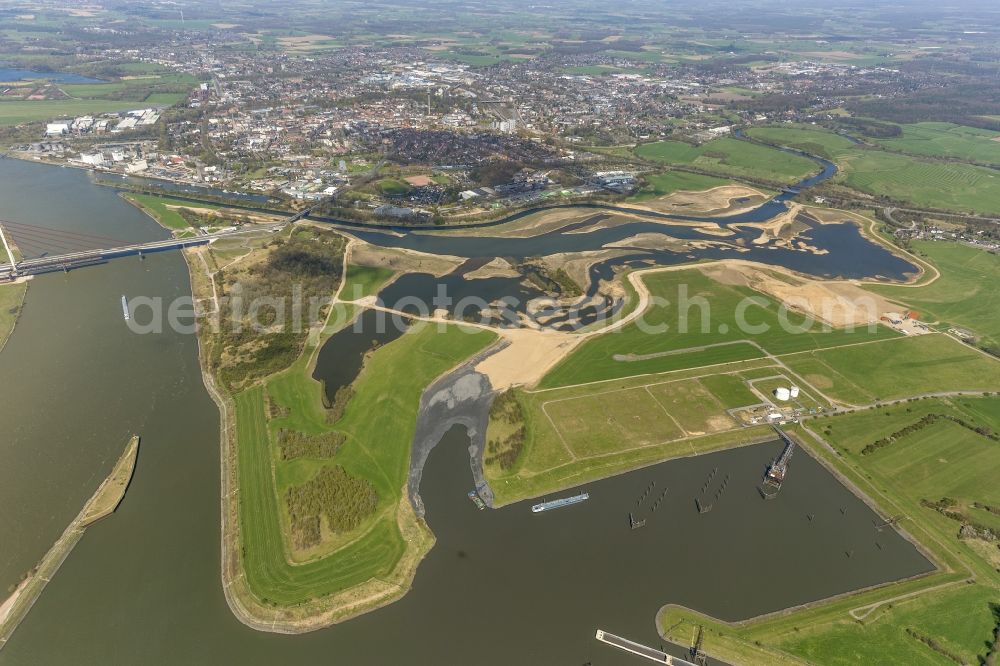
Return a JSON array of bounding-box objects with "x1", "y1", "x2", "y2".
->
[
  {"x1": 0, "y1": 434, "x2": 139, "y2": 645},
  {"x1": 235, "y1": 322, "x2": 495, "y2": 607},
  {"x1": 866, "y1": 240, "x2": 1000, "y2": 348},
  {"x1": 80, "y1": 434, "x2": 140, "y2": 525},
  {"x1": 748, "y1": 124, "x2": 1000, "y2": 215},
  {"x1": 540, "y1": 268, "x2": 901, "y2": 388},
  {"x1": 0, "y1": 282, "x2": 27, "y2": 351},
  {"x1": 635, "y1": 137, "x2": 819, "y2": 185},
  {"x1": 660, "y1": 395, "x2": 1000, "y2": 665},
  {"x1": 124, "y1": 193, "x2": 224, "y2": 231}
]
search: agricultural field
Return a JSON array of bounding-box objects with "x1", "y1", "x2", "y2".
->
[
  {"x1": 632, "y1": 170, "x2": 733, "y2": 200},
  {"x1": 781, "y1": 333, "x2": 1000, "y2": 405},
  {"x1": 0, "y1": 99, "x2": 151, "y2": 127},
  {"x1": 236, "y1": 321, "x2": 495, "y2": 606},
  {"x1": 746, "y1": 125, "x2": 859, "y2": 160},
  {"x1": 749, "y1": 125, "x2": 1000, "y2": 215},
  {"x1": 540, "y1": 268, "x2": 901, "y2": 389},
  {"x1": 875, "y1": 122, "x2": 1000, "y2": 164},
  {"x1": 813, "y1": 394, "x2": 1000, "y2": 580},
  {"x1": 841, "y1": 151, "x2": 1000, "y2": 216},
  {"x1": 865, "y1": 241, "x2": 1000, "y2": 348},
  {"x1": 487, "y1": 359, "x2": 779, "y2": 505},
  {"x1": 634, "y1": 137, "x2": 819, "y2": 184},
  {"x1": 0, "y1": 66, "x2": 197, "y2": 128}
]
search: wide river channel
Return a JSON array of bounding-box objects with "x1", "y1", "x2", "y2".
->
[{"x1": 0, "y1": 159, "x2": 931, "y2": 664}]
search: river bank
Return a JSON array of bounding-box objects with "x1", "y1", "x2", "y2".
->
[{"x1": 0, "y1": 281, "x2": 27, "y2": 354}]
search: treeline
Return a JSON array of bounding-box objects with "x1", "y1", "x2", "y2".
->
[
  {"x1": 846, "y1": 85, "x2": 1000, "y2": 132},
  {"x1": 485, "y1": 390, "x2": 527, "y2": 471},
  {"x1": 861, "y1": 413, "x2": 998, "y2": 456},
  {"x1": 278, "y1": 429, "x2": 346, "y2": 461},
  {"x1": 830, "y1": 117, "x2": 901, "y2": 139},
  {"x1": 987, "y1": 604, "x2": 1000, "y2": 666},
  {"x1": 286, "y1": 465, "x2": 378, "y2": 551},
  {"x1": 920, "y1": 497, "x2": 1000, "y2": 543},
  {"x1": 904, "y1": 628, "x2": 965, "y2": 665},
  {"x1": 323, "y1": 383, "x2": 354, "y2": 423}
]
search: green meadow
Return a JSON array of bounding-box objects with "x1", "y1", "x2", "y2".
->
[
  {"x1": 633, "y1": 170, "x2": 734, "y2": 199},
  {"x1": 340, "y1": 264, "x2": 396, "y2": 300},
  {"x1": 634, "y1": 137, "x2": 819, "y2": 184},
  {"x1": 782, "y1": 333, "x2": 1000, "y2": 405},
  {"x1": 843, "y1": 151, "x2": 1000, "y2": 216},
  {"x1": 747, "y1": 125, "x2": 858, "y2": 159},
  {"x1": 746, "y1": 124, "x2": 1000, "y2": 215},
  {"x1": 236, "y1": 321, "x2": 495, "y2": 605},
  {"x1": 540, "y1": 268, "x2": 900, "y2": 389},
  {"x1": 0, "y1": 99, "x2": 149, "y2": 127},
  {"x1": 124, "y1": 193, "x2": 224, "y2": 230},
  {"x1": 875, "y1": 122, "x2": 1000, "y2": 164},
  {"x1": 866, "y1": 241, "x2": 1000, "y2": 347}
]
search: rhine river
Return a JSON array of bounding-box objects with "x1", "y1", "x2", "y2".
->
[{"x1": 0, "y1": 159, "x2": 931, "y2": 665}]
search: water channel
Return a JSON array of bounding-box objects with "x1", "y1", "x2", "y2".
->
[{"x1": 0, "y1": 158, "x2": 931, "y2": 664}]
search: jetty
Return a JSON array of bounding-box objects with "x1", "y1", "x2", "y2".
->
[
  {"x1": 595, "y1": 630, "x2": 698, "y2": 665},
  {"x1": 760, "y1": 428, "x2": 795, "y2": 498},
  {"x1": 0, "y1": 434, "x2": 139, "y2": 650}
]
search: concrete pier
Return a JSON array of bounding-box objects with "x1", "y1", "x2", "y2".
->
[{"x1": 595, "y1": 630, "x2": 698, "y2": 665}]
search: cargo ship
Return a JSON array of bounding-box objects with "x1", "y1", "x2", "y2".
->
[
  {"x1": 121, "y1": 295, "x2": 130, "y2": 321},
  {"x1": 531, "y1": 492, "x2": 589, "y2": 513},
  {"x1": 467, "y1": 490, "x2": 486, "y2": 510}
]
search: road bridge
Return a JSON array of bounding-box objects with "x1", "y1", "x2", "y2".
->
[{"x1": 0, "y1": 206, "x2": 311, "y2": 281}]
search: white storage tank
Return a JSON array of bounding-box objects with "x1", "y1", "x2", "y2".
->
[
  {"x1": 774, "y1": 387, "x2": 791, "y2": 401},
  {"x1": 790, "y1": 386, "x2": 800, "y2": 399}
]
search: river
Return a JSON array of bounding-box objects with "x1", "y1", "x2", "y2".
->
[{"x1": 0, "y1": 159, "x2": 931, "y2": 664}]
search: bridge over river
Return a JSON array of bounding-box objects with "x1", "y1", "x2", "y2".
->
[{"x1": 0, "y1": 207, "x2": 310, "y2": 281}]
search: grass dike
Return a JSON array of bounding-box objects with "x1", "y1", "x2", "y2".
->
[{"x1": 0, "y1": 434, "x2": 139, "y2": 650}]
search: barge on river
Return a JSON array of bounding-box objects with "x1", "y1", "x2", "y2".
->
[{"x1": 532, "y1": 492, "x2": 589, "y2": 513}]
